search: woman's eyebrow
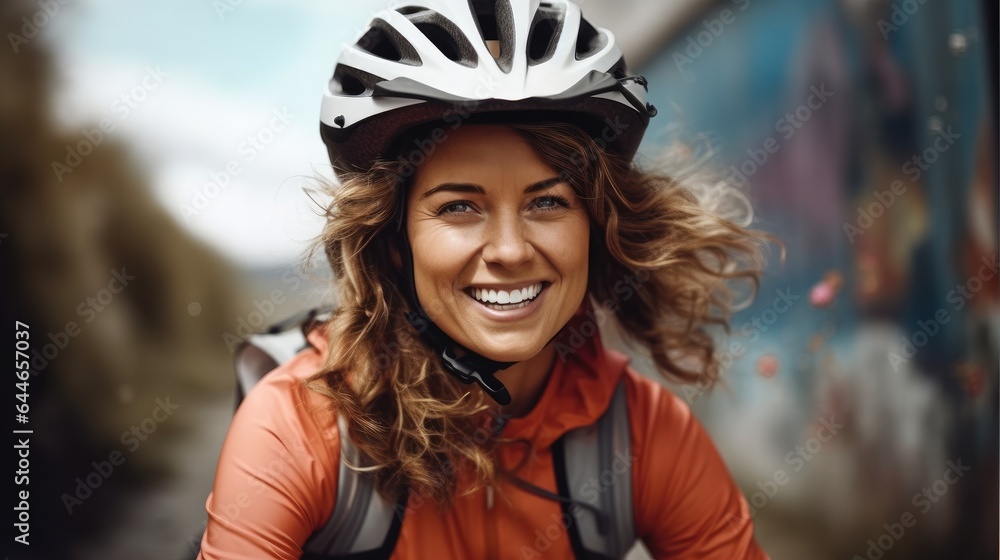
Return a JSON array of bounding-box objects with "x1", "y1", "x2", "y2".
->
[
  {"x1": 419, "y1": 183, "x2": 485, "y2": 199},
  {"x1": 524, "y1": 176, "x2": 565, "y2": 193},
  {"x1": 419, "y1": 177, "x2": 565, "y2": 200}
]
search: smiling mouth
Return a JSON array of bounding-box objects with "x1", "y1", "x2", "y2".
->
[{"x1": 464, "y1": 282, "x2": 549, "y2": 311}]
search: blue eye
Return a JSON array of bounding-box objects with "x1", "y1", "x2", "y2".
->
[
  {"x1": 532, "y1": 195, "x2": 570, "y2": 210},
  {"x1": 437, "y1": 201, "x2": 475, "y2": 215}
]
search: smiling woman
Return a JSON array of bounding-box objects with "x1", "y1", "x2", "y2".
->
[
  {"x1": 403, "y1": 125, "x2": 592, "y2": 418},
  {"x1": 407, "y1": 126, "x2": 590, "y2": 359},
  {"x1": 198, "y1": 1, "x2": 772, "y2": 559}
]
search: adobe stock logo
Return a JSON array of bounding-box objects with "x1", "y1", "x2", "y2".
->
[
  {"x1": 843, "y1": 127, "x2": 960, "y2": 244},
  {"x1": 7, "y1": 0, "x2": 72, "y2": 54},
  {"x1": 60, "y1": 397, "x2": 181, "y2": 515},
  {"x1": 876, "y1": 0, "x2": 930, "y2": 41},
  {"x1": 29, "y1": 267, "x2": 136, "y2": 375},
  {"x1": 671, "y1": 0, "x2": 751, "y2": 80},
  {"x1": 728, "y1": 84, "x2": 834, "y2": 185},
  {"x1": 182, "y1": 107, "x2": 294, "y2": 220},
  {"x1": 852, "y1": 459, "x2": 970, "y2": 559},
  {"x1": 727, "y1": 416, "x2": 843, "y2": 528},
  {"x1": 887, "y1": 255, "x2": 997, "y2": 371},
  {"x1": 51, "y1": 66, "x2": 169, "y2": 182}
]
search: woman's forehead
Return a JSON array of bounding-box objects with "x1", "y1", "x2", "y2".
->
[{"x1": 409, "y1": 125, "x2": 561, "y2": 193}]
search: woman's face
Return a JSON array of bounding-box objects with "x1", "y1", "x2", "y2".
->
[{"x1": 405, "y1": 125, "x2": 590, "y2": 362}]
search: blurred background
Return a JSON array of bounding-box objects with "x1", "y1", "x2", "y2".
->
[{"x1": 1, "y1": 0, "x2": 995, "y2": 558}]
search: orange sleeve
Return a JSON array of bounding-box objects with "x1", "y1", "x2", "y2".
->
[
  {"x1": 198, "y1": 351, "x2": 340, "y2": 560},
  {"x1": 628, "y1": 371, "x2": 768, "y2": 560}
]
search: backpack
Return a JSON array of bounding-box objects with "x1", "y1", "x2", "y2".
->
[{"x1": 221, "y1": 309, "x2": 637, "y2": 559}]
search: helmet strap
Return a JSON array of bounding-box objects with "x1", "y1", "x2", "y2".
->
[{"x1": 394, "y1": 185, "x2": 514, "y2": 406}]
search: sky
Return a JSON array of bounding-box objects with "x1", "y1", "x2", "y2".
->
[{"x1": 47, "y1": 0, "x2": 389, "y2": 268}]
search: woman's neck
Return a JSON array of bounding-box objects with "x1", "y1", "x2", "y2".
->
[{"x1": 491, "y1": 342, "x2": 557, "y2": 419}]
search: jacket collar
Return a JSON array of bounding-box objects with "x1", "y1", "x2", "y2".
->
[
  {"x1": 306, "y1": 300, "x2": 631, "y2": 450},
  {"x1": 498, "y1": 300, "x2": 631, "y2": 449}
]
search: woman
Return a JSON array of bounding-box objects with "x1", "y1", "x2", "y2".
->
[{"x1": 199, "y1": 1, "x2": 770, "y2": 558}]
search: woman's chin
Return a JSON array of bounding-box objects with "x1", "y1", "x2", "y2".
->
[{"x1": 464, "y1": 339, "x2": 545, "y2": 364}]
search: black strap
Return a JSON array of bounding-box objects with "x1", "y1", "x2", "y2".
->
[{"x1": 393, "y1": 184, "x2": 515, "y2": 405}]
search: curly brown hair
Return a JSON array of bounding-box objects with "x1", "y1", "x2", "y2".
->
[{"x1": 306, "y1": 121, "x2": 771, "y2": 505}]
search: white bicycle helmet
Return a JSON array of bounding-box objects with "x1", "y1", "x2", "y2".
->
[
  {"x1": 319, "y1": 0, "x2": 657, "y2": 405},
  {"x1": 320, "y1": 0, "x2": 657, "y2": 175}
]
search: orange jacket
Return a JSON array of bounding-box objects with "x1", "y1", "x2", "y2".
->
[{"x1": 198, "y1": 314, "x2": 768, "y2": 559}]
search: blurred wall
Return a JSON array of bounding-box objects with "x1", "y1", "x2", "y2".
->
[{"x1": 634, "y1": 0, "x2": 997, "y2": 558}]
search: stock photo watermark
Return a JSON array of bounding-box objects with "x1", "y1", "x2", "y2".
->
[
  {"x1": 50, "y1": 65, "x2": 169, "y2": 182},
  {"x1": 7, "y1": 0, "x2": 72, "y2": 54},
  {"x1": 519, "y1": 449, "x2": 635, "y2": 559},
  {"x1": 684, "y1": 287, "x2": 800, "y2": 402},
  {"x1": 728, "y1": 84, "x2": 834, "y2": 185},
  {"x1": 844, "y1": 127, "x2": 960, "y2": 244},
  {"x1": 554, "y1": 269, "x2": 650, "y2": 361},
  {"x1": 877, "y1": 0, "x2": 930, "y2": 41},
  {"x1": 887, "y1": 254, "x2": 997, "y2": 371},
  {"x1": 220, "y1": 266, "x2": 308, "y2": 351},
  {"x1": 60, "y1": 396, "x2": 181, "y2": 515},
  {"x1": 726, "y1": 416, "x2": 843, "y2": 528},
  {"x1": 28, "y1": 267, "x2": 136, "y2": 374},
  {"x1": 852, "y1": 458, "x2": 970, "y2": 559},
  {"x1": 391, "y1": 74, "x2": 504, "y2": 180},
  {"x1": 213, "y1": 436, "x2": 312, "y2": 527},
  {"x1": 671, "y1": 0, "x2": 751, "y2": 79},
  {"x1": 519, "y1": 510, "x2": 583, "y2": 559},
  {"x1": 182, "y1": 106, "x2": 295, "y2": 220}
]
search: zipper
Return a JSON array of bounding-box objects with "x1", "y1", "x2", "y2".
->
[{"x1": 485, "y1": 484, "x2": 499, "y2": 560}]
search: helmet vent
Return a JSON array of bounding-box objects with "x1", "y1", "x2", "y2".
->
[
  {"x1": 395, "y1": 6, "x2": 427, "y2": 16},
  {"x1": 469, "y1": 0, "x2": 514, "y2": 73},
  {"x1": 331, "y1": 65, "x2": 382, "y2": 96},
  {"x1": 527, "y1": 5, "x2": 563, "y2": 65},
  {"x1": 357, "y1": 27, "x2": 402, "y2": 62},
  {"x1": 406, "y1": 10, "x2": 479, "y2": 67},
  {"x1": 339, "y1": 74, "x2": 366, "y2": 96},
  {"x1": 575, "y1": 18, "x2": 607, "y2": 59},
  {"x1": 415, "y1": 23, "x2": 462, "y2": 62},
  {"x1": 356, "y1": 19, "x2": 421, "y2": 65}
]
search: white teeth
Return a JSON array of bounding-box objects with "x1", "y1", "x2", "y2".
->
[{"x1": 468, "y1": 282, "x2": 545, "y2": 306}]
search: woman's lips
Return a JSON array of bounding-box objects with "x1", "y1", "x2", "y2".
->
[
  {"x1": 466, "y1": 282, "x2": 546, "y2": 305},
  {"x1": 465, "y1": 282, "x2": 550, "y2": 318}
]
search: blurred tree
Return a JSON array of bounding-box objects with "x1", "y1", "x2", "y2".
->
[{"x1": 1, "y1": 1, "x2": 248, "y2": 557}]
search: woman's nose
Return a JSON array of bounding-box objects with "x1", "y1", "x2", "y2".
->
[{"x1": 481, "y1": 214, "x2": 535, "y2": 268}]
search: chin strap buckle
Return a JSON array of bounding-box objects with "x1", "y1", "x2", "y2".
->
[
  {"x1": 404, "y1": 310, "x2": 513, "y2": 406},
  {"x1": 441, "y1": 346, "x2": 512, "y2": 406}
]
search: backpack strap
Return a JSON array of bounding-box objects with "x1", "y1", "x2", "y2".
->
[
  {"x1": 231, "y1": 309, "x2": 633, "y2": 559},
  {"x1": 229, "y1": 308, "x2": 407, "y2": 560},
  {"x1": 553, "y1": 378, "x2": 635, "y2": 559},
  {"x1": 301, "y1": 414, "x2": 407, "y2": 560},
  {"x1": 232, "y1": 308, "x2": 328, "y2": 403}
]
